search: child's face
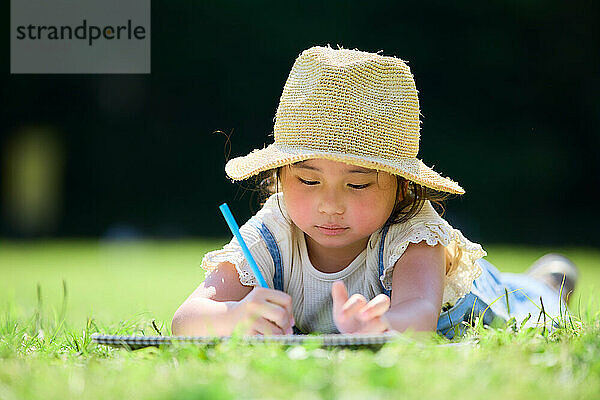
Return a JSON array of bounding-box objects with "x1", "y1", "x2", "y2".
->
[{"x1": 280, "y1": 158, "x2": 398, "y2": 255}]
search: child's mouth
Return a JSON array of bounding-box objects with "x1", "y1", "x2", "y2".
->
[{"x1": 316, "y1": 225, "x2": 349, "y2": 236}]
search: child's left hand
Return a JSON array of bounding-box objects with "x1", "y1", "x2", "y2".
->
[{"x1": 331, "y1": 281, "x2": 391, "y2": 334}]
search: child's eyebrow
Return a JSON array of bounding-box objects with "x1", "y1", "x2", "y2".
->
[
  {"x1": 292, "y1": 162, "x2": 320, "y2": 171},
  {"x1": 347, "y1": 167, "x2": 376, "y2": 174}
]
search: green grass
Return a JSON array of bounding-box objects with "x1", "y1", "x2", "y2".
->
[{"x1": 1, "y1": 241, "x2": 599, "y2": 399}]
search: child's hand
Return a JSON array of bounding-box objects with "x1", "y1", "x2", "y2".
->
[
  {"x1": 331, "y1": 281, "x2": 391, "y2": 334},
  {"x1": 232, "y1": 287, "x2": 295, "y2": 335}
]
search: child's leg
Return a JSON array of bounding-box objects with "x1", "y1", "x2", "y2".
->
[
  {"x1": 437, "y1": 255, "x2": 577, "y2": 338},
  {"x1": 473, "y1": 256, "x2": 574, "y2": 328}
]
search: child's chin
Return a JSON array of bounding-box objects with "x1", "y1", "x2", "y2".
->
[{"x1": 311, "y1": 234, "x2": 364, "y2": 249}]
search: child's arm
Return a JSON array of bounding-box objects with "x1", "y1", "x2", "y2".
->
[
  {"x1": 381, "y1": 241, "x2": 445, "y2": 332},
  {"x1": 332, "y1": 241, "x2": 445, "y2": 334},
  {"x1": 171, "y1": 261, "x2": 294, "y2": 336}
]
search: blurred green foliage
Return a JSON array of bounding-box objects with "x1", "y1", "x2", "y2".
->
[{"x1": 2, "y1": 1, "x2": 598, "y2": 244}]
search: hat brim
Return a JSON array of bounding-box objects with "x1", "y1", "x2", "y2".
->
[{"x1": 225, "y1": 143, "x2": 465, "y2": 195}]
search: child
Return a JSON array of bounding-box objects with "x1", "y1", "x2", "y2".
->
[{"x1": 172, "y1": 46, "x2": 578, "y2": 338}]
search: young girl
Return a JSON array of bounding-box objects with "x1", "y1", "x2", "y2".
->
[{"x1": 172, "y1": 46, "x2": 577, "y2": 338}]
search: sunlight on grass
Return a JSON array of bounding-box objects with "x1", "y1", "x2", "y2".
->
[
  {"x1": 1, "y1": 240, "x2": 222, "y2": 324},
  {"x1": 1, "y1": 240, "x2": 599, "y2": 400}
]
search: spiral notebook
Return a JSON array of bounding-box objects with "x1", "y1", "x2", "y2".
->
[{"x1": 91, "y1": 333, "x2": 400, "y2": 350}]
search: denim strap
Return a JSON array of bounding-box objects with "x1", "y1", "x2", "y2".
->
[
  {"x1": 249, "y1": 220, "x2": 284, "y2": 291},
  {"x1": 378, "y1": 224, "x2": 392, "y2": 297}
]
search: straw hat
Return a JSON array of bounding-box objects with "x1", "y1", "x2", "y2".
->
[{"x1": 225, "y1": 46, "x2": 464, "y2": 194}]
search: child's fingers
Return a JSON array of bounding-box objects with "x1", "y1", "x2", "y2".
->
[
  {"x1": 253, "y1": 287, "x2": 293, "y2": 312},
  {"x1": 341, "y1": 293, "x2": 368, "y2": 317},
  {"x1": 241, "y1": 288, "x2": 294, "y2": 331},
  {"x1": 259, "y1": 302, "x2": 293, "y2": 331},
  {"x1": 358, "y1": 294, "x2": 390, "y2": 321},
  {"x1": 249, "y1": 287, "x2": 293, "y2": 323},
  {"x1": 331, "y1": 281, "x2": 349, "y2": 314},
  {"x1": 251, "y1": 317, "x2": 285, "y2": 335},
  {"x1": 356, "y1": 317, "x2": 389, "y2": 334}
]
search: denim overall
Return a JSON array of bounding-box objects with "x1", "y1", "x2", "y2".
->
[{"x1": 251, "y1": 222, "x2": 564, "y2": 338}]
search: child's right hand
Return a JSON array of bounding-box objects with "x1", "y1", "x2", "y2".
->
[{"x1": 232, "y1": 287, "x2": 295, "y2": 335}]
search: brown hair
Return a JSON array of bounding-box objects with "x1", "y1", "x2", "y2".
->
[{"x1": 388, "y1": 177, "x2": 449, "y2": 224}]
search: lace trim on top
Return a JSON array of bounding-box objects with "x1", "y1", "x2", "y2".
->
[
  {"x1": 201, "y1": 246, "x2": 258, "y2": 286},
  {"x1": 380, "y1": 207, "x2": 486, "y2": 306}
]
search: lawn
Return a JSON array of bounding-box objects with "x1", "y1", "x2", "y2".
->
[{"x1": 1, "y1": 240, "x2": 599, "y2": 399}]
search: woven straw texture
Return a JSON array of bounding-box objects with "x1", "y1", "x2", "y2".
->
[{"x1": 225, "y1": 46, "x2": 464, "y2": 194}]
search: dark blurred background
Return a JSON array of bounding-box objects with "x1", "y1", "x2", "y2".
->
[{"x1": 1, "y1": 1, "x2": 599, "y2": 245}]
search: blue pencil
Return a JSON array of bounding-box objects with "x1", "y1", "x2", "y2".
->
[{"x1": 219, "y1": 203, "x2": 269, "y2": 288}]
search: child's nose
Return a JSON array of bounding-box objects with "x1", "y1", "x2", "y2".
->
[{"x1": 318, "y1": 190, "x2": 345, "y2": 215}]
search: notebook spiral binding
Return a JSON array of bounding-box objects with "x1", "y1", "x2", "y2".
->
[{"x1": 91, "y1": 333, "x2": 399, "y2": 350}]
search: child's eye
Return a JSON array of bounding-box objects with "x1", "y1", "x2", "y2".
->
[
  {"x1": 347, "y1": 183, "x2": 370, "y2": 189},
  {"x1": 298, "y1": 177, "x2": 319, "y2": 186}
]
